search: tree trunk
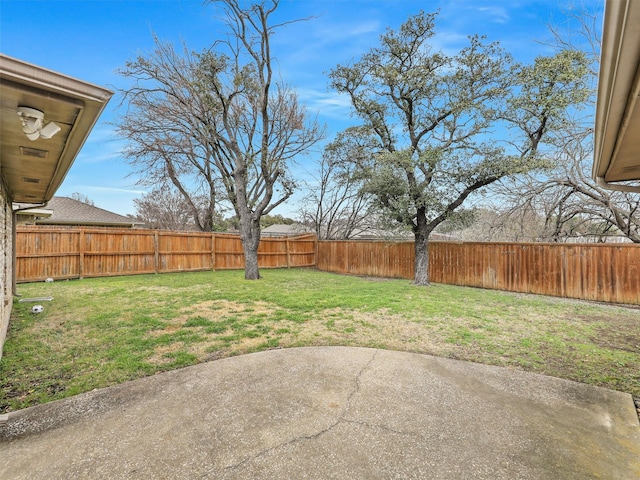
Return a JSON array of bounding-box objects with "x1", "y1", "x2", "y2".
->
[
  {"x1": 240, "y1": 214, "x2": 261, "y2": 280},
  {"x1": 413, "y1": 209, "x2": 430, "y2": 286}
]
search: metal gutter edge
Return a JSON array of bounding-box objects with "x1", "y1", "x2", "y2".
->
[{"x1": 596, "y1": 176, "x2": 640, "y2": 192}]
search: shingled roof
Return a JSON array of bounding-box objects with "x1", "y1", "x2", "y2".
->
[{"x1": 36, "y1": 196, "x2": 143, "y2": 227}]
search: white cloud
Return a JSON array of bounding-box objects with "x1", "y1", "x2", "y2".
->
[
  {"x1": 316, "y1": 19, "x2": 382, "y2": 42},
  {"x1": 83, "y1": 186, "x2": 148, "y2": 195},
  {"x1": 296, "y1": 87, "x2": 353, "y2": 118},
  {"x1": 83, "y1": 124, "x2": 118, "y2": 143},
  {"x1": 476, "y1": 6, "x2": 511, "y2": 24},
  {"x1": 75, "y1": 149, "x2": 123, "y2": 165}
]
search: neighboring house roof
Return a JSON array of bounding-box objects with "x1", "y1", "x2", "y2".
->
[
  {"x1": 593, "y1": 0, "x2": 640, "y2": 192},
  {"x1": 262, "y1": 224, "x2": 308, "y2": 236},
  {"x1": 30, "y1": 196, "x2": 143, "y2": 228},
  {"x1": 0, "y1": 54, "x2": 113, "y2": 204},
  {"x1": 349, "y1": 227, "x2": 451, "y2": 241},
  {"x1": 349, "y1": 226, "x2": 413, "y2": 240}
]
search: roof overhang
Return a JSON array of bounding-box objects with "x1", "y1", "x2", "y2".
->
[
  {"x1": 15, "y1": 207, "x2": 53, "y2": 218},
  {"x1": 36, "y1": 220, "x2": 141, "y2": 228},
  {"x1": 593, "y1": 0, "x2": 640, "y2": 192},
  {"x1": 0, "y1": 54, "x2": 113, "y2": 204}
]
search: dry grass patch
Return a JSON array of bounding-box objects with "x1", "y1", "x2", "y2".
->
[
  {"x1": 144, "y1": 300, "x2": 287, "y2": 364},
  {"x1": 148, "y1": 300, "x2": 276, "y2": 336},
  {"x1": 147, "y1": 344, "x2": 185, "y2": 366}
]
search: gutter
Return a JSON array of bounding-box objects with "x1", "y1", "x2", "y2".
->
[
  {"x1": 36, "y1": 222, "x2": 143, "y2": 228},
  {"x1": 596, "y1": 177, "x2": 640, "y2": 193},
  {"x1": 593, "y1": 0, "x2": 640, "y2": 188}
]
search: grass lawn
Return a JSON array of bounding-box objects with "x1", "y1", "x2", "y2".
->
[{"x1": 1, "y1": 268, "x2": 639, "y2": 413}]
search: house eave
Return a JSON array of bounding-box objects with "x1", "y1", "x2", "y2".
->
[
  {"x1": 593, "y1": 0, "x2": 640, "y2": 190},
  {"x1": 0, "y1": 54, "x2": 113, "y2": 204},
  {"x1": 36, "y1": 220, "x2": 141, "y2": 228}
]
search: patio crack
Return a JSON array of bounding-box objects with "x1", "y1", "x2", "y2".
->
[{"x1": 216, "y1": 349, "x2": 379, "y2": 476}]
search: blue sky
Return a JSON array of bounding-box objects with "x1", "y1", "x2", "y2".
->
[{"x1": 1, "y1": 0, "x2": 602, "y2": 217}]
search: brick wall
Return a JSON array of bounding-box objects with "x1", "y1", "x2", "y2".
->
[{"x1": 0, "y1": 175, "x2": 12, "y2": 359}]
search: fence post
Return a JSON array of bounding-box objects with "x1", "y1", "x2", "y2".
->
[
  {"x1": 211, "y1": 233, "x2": 216, "y2": 271},
  {"x1": 314, "y1": 235, "x2": 318, "y2": 268},
  {"x1": 78, "y1": 228, "x2": 85, "y2": 280},
  {"x1": 153, "y1": 231, "x2": 159, "y2": 274},
  {"x1": 286, "y1": 236, "x2": 291, "y2": 268}
]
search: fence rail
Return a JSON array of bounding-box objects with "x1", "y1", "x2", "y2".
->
[{"x1": 16, "y1": 227, "x2": 640, "y2": 304}]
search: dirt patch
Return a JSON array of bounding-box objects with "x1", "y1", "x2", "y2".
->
[
  {"x1": 143, "y1": 300, "x2": 284, "y2": 362},
  {"x1": 590, "y1": 326, "x2": 640, "y2": 354},
  {"x1": 147, "y1": 343, "x2": 185, "y2": 365},
  {"x1": 590, "y1": 333, "x2": 639, "y2": 354},
  {"x1": 143, "y1": 303, "x2": 639, "y2": 396},
  {"x1": 572, "y1": 313, "x2": 640, "y2": 353},
  {"x1": 135, "y1": 286, "x2": 178, "y2": 294}
]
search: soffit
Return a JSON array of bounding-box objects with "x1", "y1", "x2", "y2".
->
[
  {"x1": 0, "y1": 54, "x2": 113, "y2": 204},
  {"x1": 594, "y1": 0, "x2": 640, "y2": 184}
]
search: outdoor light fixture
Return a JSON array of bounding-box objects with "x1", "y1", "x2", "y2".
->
[{"x1": 17, "y1": 106, "x2": 61, "y2": 141}]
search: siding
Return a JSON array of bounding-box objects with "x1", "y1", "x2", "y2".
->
[{"x1": 0, "y1": 176, "x2": 12, "y2": 359}]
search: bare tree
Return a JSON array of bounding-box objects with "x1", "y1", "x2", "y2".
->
[
  {"x1": 133, "y1": 186, "x2": 228, "y2": 231},
  {"x1": 506, "y1": 131, "x2": 640, "y2": 243},
  {"x1": 70, "y1": 192, "x2": 95, "y2": 206},
  {"x1": 489, "y1": 7, "x2": 640, "y2": 243},
  {"x1": 487, "y1": 125, "x2": 640, "y2": 244},
  {"x1": 117, "y1": 1, "x2": 324, "y2": 279},
  {"x1": 299, "y1": 131, "x2": 377, "y2": 239},
  {"x1": 116, "y1": 38, "x2": 223, "y2": 232},
  {"x1": 197, "y1": 0, "x2": 324, "y2": 279},
  {"x1": 541, "y1": 7, "x2": 639, "y2": 242},
  {"x1": 329, "y1": 11, "x2": 589, "y2": 285}
]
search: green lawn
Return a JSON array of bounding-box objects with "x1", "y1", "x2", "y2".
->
[{"x1": 1, "y1": 268, "x2": 638, "y2": 412}]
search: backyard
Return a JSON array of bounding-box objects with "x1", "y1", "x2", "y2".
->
[{"x1": 1, "y1": 268, "x2": 639, "y2": 413}]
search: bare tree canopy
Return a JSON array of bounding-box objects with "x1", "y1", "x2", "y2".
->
[
  {"x1": 329, "y1": 10, "x2": 590, "y2": 285},
  {"x1": 492, "y1": 127, "x2": 640, "y2": 243},
  {"x1": 484, "y1": 7, "x2": 640, "y2": 244},
  {"x1": 544, "y1": 148, "x2": 640, "y2": 243},
  {"x1": 133, "y1": 186, "x2": 228, "y2": 232},
  {"x1": 115, "y1": 38, "x2": 223, "y2": 233},
  {"x1": 196, "y1": 0, "x2": 325, "y2": 279},
  {"x1": 116, "y1": 0, "x2": 324, "y2": 279},
  {"x1": 299, "y1": 130, "x2": 379, "y2": 240},
  {"x1": 70, "y1": 192, "x2": 95, "y2": 206}
]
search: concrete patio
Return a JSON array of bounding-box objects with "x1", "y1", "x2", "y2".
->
[{"x1": 1, "y1": 347, "x2": 639, "y2": 479}]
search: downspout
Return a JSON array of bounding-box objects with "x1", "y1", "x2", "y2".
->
[{"x1": 11, "y1": 203, "x2": 46, "y2": 296}]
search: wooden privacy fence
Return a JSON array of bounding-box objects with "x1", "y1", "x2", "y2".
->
[
  {"x1": 429, "y1": 242, "x2": 640, "y2": 304},
  {"x1": 16, "y1": 227, "x2": 640, "y2": 304},
  {"x1": 16, "y1": 226, "x2": 316, "y2": 281},
  {"x1": 317, "y1": 240, "x2": 640, "y2": 305}
]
